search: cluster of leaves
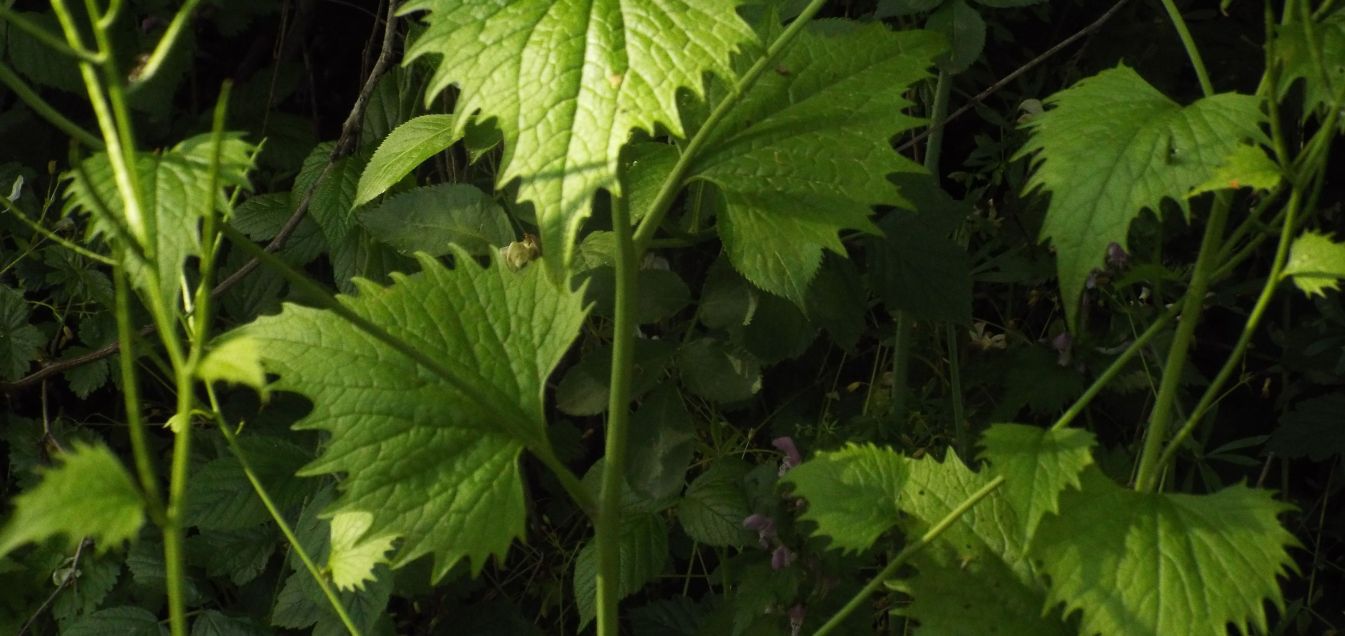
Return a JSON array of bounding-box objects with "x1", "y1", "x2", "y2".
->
[{"x1": 1, "y1": 0, "x2": 1344, "y2": 634}]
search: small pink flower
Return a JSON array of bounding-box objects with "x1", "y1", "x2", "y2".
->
[
  {"x1": 1106, "y1": 242, "x2": 1130, "y2": 269},
  {"x1": 1052, "y1": 332, "x2": 1072, "y2": 367},
  {"x1": 771, "y1": 545, "x2": 796, "y2": 570},
  {"x1": 788, "y1": 605, "x2": 807, "y2": 636},
  {"x1": 773, "y1": 437, "x2": 802, "y2": 475},
  {"x1": 742, "y1": 513, "x2": 777, "y2": 548}
]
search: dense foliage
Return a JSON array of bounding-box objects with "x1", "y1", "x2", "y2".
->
[{"x1": 1, "y1": 0, "x2": 1343, "y2": 634}]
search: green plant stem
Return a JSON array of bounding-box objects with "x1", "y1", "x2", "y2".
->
[
  {"x1": 1132, "y1": 193, "x2": 1231, "y2": 492},
  {"x1": 217, "y1": 222, "x2": 598, "y2": 516},
  {"x1": 128, "y1": 0, "x2": 201, "y2": 86},
  {"x1": 0, "y1": 196, "x2": 115, "y2": 264},
  {"x1": 0, "y1": 5, "x2": 102, "y2": 62},
  {"x1": 1156, "y1": 0, "x2": 1214, "y2": 96},
  {"x1": 889, "y1": 312, "x2": 913, "y2": 426},
  {"x1": 1156, "y1": 189, "x2": 1304, "y2": 472},
  {"x1": 923, "y1": 70, "x2": 952, "y2": 174},
  {"x1": 813, "y1": 475, "x2": 1006, "y2": 636},
  {"x1": 596, "y1": 195, "x2": 638, "y2": 636},
  {"x1": 945, "y1": 324, "x2": 967, "y2": 456},
  {"x1": 203, "y1": 387, "x2": 362, "y2": 635},
  {"x1": 1051, "y1": 304, "x2": 1180, "y2": 432},
  {"x1": 0, "y1": 61, "x2": 104, "y2": 148},
  {"x1": 113, "y1": 265, "x2": 164, "y2": 520},
  {"x1": 630, "y1": 0, "x2": 830, "y2": 255}
]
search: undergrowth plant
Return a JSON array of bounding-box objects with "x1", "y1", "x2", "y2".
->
[{"x1": 1, "y1": 0, "x2": 1343, "y2": 634}]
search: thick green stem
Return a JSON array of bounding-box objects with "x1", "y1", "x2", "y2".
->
[
  {"x1": 112, "y1": 266, "x2": 164, "y2": 519},
  {"x1": 631, "y1": 0, "x2": 830, "y2": 255},
  {"x1": 1133, "y1": 193, "x2": 1231, "y2": 492},
  {"x1": 1157, "y1": 190, "x2": 1303, "y2": 472},
  {"x1": 1156, "y1": 0, "x2": 1214, "y2": 96},
  {"x1": 596, "y1": 196, "x2": 638, "y2": 634},
  {"x1": 946, "y1": 324, "x2": 967, "y2": 456},
  {"x1": 1051, "y1": 304, "x2": 1180, "y2": 432}
]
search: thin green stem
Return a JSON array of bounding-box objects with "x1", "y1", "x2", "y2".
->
[
  {"x1": 1156, "y1": 0, "x2": 1214, "y2": 96},
  {"x1": 889, "y1": 312, "x2": 913, "y2": 427},
  {"x1": 945, "y1": 324, "x2": 967, "y2": 456},
  {"x1": 923, "y1": 70, "x2": 952, "y2": 174},
  {"x1": 203, "y1": 387, "x2": 362, "y2": 636},
  {"x1": 1133, "y1": 193, "x2": 1231, "y2": 492},
  {"x1": 0, "y1": 196, "x2": 115, "y2": 264},
  {"x1": 1051, "y1": 304, "x2": 1179, "y2": 432},
  {"x1": 813, "y1": 475, "x2": 1006, "y2": 636},
  {"x1": 631, "y1": 0, "x2": 830, "y2": 255},
  {"x1": 130, "y1": 0, "x2": 202, "y2": 86},
  {"x1": 0, "y1": 5, "x2": 103, "y2": 62},
  {"x1": 596, "y1": 194, "x2": 638, "y2": 635},
  {"x1": 113, "y1": 265, "x2": 164, "y2": 520},
  {"x1": 0, "y1": 60, "x2": 104, "y2": 148},
  {"x1": 1157, "y1": 190, "x2": 1304, "y2": 472}
]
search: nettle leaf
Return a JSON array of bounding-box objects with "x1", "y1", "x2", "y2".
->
[
  {"x1": 678, "y1": 460, "x2": 754, "y2": 547},
  {"x1": 0, "y1": 285, "x2": 44, "y2": 381},
  {"x1": 1282, "y1": 231, "x2": 1345, "y2": 297},
  {"x1": 0, "y1": 442, "x2": 145, "y2": 557},
  {"x1": 692, "y1": 25, "x2": 940, "y2": 305},
  {"x1": 1188, "y1": 144, "x2": 1283, "y2": 197},
  {"x1": 927, "y1": 0, "x2": 984, "y2": 74},
  {"x1": 1017, "y1": 65, "x2": 1266, "y2": 329},
  {"x1": 574, "y1": 511, "x2": 669, "y2": 629},
  {"x1": 1034, "y1": 468, "x2": 1298, "y2": 636},
  {"x1": 64, "y1": 607, "x2": 166, "y2": 636},
  {"x1": 625, "y1": 387, "x2": 697, "y2": 500},
  {"x1": 354, "y1": 114, "x2": 460, "y2": 207},
  {"x1": 979, "y1": 423, "x2": 1094, "y2": 540},
  {"x1": 401, "y1": 0, "x2": 758, "y2": 276},
  {"x1": 868, "y1": 180, "x2": 973, "y2": 325},
  {"x1": 238, "y1": 251, "x2": 586, "y2": 580},
  {"x1": 1274, "y1": 9, "x2": 1345, "y2": 117},
  {"x1": 294, "y1": 142, "x2": 369, "y2": 245},
  {"x1": 359, "y1": 183, "x2": 514, "y2": 257},
  {"x1": 327, "y1": 511, "x2": 396, "y2": 592},
  {"x1": 65, "y1": 133, "x2": 256, "y2": 309},
  {"x1": 783, "y1": 444, "x2": 906, "y2": 553}
]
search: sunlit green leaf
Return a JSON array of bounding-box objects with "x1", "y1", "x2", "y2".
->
[{"x1": 1282, "y1": 231, "x2": 1345, "y2": 297}]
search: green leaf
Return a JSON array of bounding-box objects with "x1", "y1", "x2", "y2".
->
[
  {"x1": 1188, "y1": 144, "x2": 1283, "y2": 197},
  {"x1": 803, "y1": 254, "x2": 866, "y2": 351},
  {"x1": 0, "y1": 285, "x2": 43, "y2": 381},
  {"x1": 1282, "y1": 231, "x2": 1345, "y2": 297},
  {"x1": 677, "y1": 338, "x2": 762, "y2": 405},
  {"x1": 359, "y1": 183, "x2": 514, "y2": 256},
  {"x1": 868, "y1": 184, "x2": 973, "y2": 324},
  {"x1": 65, "y1": 133, "x2": 256, "y2": 310},
  {"x1": 65, "y1": 607, "x2": 167, "y2": 636},
  {"x1": 191, "y1": 610, "x2": 269, "y2": 636},
  {"x1": 188, "y1": 526, "x2": 277, "y2": 585},
  {"x1": 979, "y1": 423, "x2": 1094, "y2": 539},
  {"x1": 698, "y1": 257, "x2": 759, "y2": 330},
  {"x1": 782, "y1": 444, "x2": 906, "y2": 552},
  {"x1": 400, "y1": 0, "x2": 758, "y2": 277},
  {"x1": 625, "y1": 387, "x2": 697, "y2": 500},
  {"x1": 974, "y1": 0, "x2": 1047, "y2": 7},
  {"x1": 692, "y1": 25, "x2": 940, "y2": 304},
  {"x1": 740, "y1": 292, "x2": 815, "y2": 363},
  {"x1": 556, "y1": 339, "x2": 677, "y2": 416},
  {"x1": 294, "y1": 142, "x2": 368, "y2": 244},
  {"x1": 927, "y1": 0, "x2": 984, "y2": 74},
  {"x1": 1017, "y1": 65, "x2": 1266, "y2": 329},
  {"x1": 354, "y1": 115, "x2": 460, "y2": 207},
  {"x1": 678, "y1": 460, "x2": 753, "y2": 547},
  {"x1": 875, "y1": 0, "x2": 944, "y2": 18},
  {"x1": 1274, "y1": 10, "x2": 1345, "y2": 117},
  {"x1": 239, "y1": 251, "x2": 586, "y2": 580},
  {"x1": 327, "y1": 511, "x2": 396, "y2": 592},
  {"x1": 1034, "y1": 468, "x2": 1298, "y2": 636},
  {"x1": 199, "y1": 335, "x2": 270, "y2": 400},
  {"x1": 1269, "y1": 394, "x2": 1345, "y2": 461},
  {"x1": 183, "y1": 437, "x2": 312, "y2": 530},
  {"x1": 574, "y1": 511, "x2": 669, "y2": 629},
  {"x1": 0, "y1": 442, "x2": 145, "y2": 557},
  {"x1": 231, "y1": 192, "x2": 326, "y2": 265}
]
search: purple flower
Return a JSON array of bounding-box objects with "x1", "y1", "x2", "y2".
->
[
  {"x1": 771, "y1": 545, "x2": 796, "y2": 570},
  {"x1": 788, "y1": 605, "x2": 807, "y2": 636},
  {"x1": 773, "y1": 437, "x2": 802, "y2": 475},
  {"x1": 742, "y1": 513, "x2": 777, "y2": 548},
  {"x1": 1052, "y1": 332, "x2": 1072, "y2": 367}
]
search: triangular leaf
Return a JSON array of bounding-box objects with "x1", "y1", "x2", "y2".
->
[
  {"x1": 0, "y1": 442, "x2": 145, "y2": 557},
  {"x1": 1017, "y1": 65, "x2": 1266, "y2": 329},
  {"x1": 1034, "y1": 468, "x2": 1298, "y2": 636},
  {"x1": 401, "y1": 0, "x2": 758, "y2": 276},
  {"x1": 1282, "y1": 231, "x2": 1345, "y2": 297},
  {"x1": 238, "y1": 251, "x2": 586, "y2": 579},
  {"x1": 693, "y1": 25, "x2": 940, "y2": 304},
  {"x1": 978, "y1": 423, "x2": 1094, "y2": 540}
]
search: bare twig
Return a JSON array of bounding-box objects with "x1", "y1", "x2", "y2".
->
[
  {"x1": 896, "y1": 0, "x2": 1132, "y2": 154},
  {"x1": 0, "y1": 1, "x2": 401, "y2": 395}
]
